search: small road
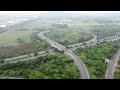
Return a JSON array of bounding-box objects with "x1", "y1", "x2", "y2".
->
[
  {"x1": 69, "y1": 30, "x2": 97, "y2": 51},
  {"x1": 38, "y1": 30, "x2": 90, "y2": 79},
  {"x1": 0, "y1": 77, "x2": 24, "y2": 79},
  {"x1": 67, "y1": 30, "x2": 97, "y2": 48},
  {"x1": 71, "y1": 33, "x2": 120, "y2": 51},
  {"x1": 105, "y1": 48, "x2": 120, "y2": 79},
  {"x1": 2, "y1": 49, "x2": 56, "y2": 64}
]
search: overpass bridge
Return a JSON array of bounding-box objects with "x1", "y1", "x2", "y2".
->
[{"x1": 38, "y1": 30, "x2": 90, "y2": 79}]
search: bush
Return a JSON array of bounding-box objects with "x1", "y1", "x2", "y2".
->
[
  {"x1": 0, "y1": 59, "x2": 5, "y2": 63},
  {"x1": 34, "y1": 52, "x2": 38, "y2": 56},
  {"x1": 83, "y1": 42, "x2": 86, "y2": 45}
]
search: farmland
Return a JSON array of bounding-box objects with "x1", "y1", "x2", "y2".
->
[
  {"x1": 0, "y1": 43, "x2": 36, "y2": 55},
  {"x1": 0, "y1": 18, "x2": 53, "y2": 59},
  {"x1": 0, "y1": 30, "x2": 34, "y2": 46},
  {"x1": 0, "y1": 29, "x2": 52, "y2": 59}
]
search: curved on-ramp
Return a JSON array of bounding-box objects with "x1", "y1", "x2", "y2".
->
[
  {"x1": 38, "y1": 30, "x2": 90, "y2": 79},
  {"x1": 105, "y1": 48, "x2": 120, "y2": 79}
]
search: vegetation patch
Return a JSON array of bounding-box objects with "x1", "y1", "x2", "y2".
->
[
  {"x1": 0, "y1": 32, "x2": 52, "y2": 59},
  {"x1": 114, "y1": 59, "x2": 120, "y2": 79},
  {"x1": 90, "y1": 25, "x2": 120, "y2": 39},
  {"x1": 75, "y1": 40, "x2": 120, "y2": 79},
  {"x1": 0, "y1": 30, "x2": 34, "y2": 46},
  {"x1": 0, "y1": 54, "x2": 80, "y2": 79},
  {"x1": 45, "y1": 29, "x2": 93, "y2": 46}
]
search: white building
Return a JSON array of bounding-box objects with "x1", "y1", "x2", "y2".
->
[
  {"x1": 105, "y1": 58, "x2": 111, "y2": 63},
  {"x1": 0, "y1": 25, "x2": 6, "y2": 28},
  {"x1": 0, "y1": 18, "x2": 29, "y2": 28}
]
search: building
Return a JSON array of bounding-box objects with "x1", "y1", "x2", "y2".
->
[
  {"x1": 0, "y1": 25, "x2": 6, "y2": 28},
  {"x1": 105, "y1": 58, "x2": 111, "y2": 63},
  {"x1": 51, "y1": 23, "x2": 67, "y2": 28}
]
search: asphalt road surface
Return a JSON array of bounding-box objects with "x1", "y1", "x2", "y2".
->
[
  {"x1": 0, "y1": 77, "x2": 24, "y2": 79},
  {"x1": 105, "y1": 48, "x2": 120, "y2": 79}
]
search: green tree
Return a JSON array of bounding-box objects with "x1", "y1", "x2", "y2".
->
[
  {"x1": 28, "y1": 71, "x2": 44, "y2": 79},
  {"x1": 0, "y1": 59, "x2": 5, "y2": 63}
]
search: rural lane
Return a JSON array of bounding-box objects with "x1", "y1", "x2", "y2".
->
[{"x1": 0, "y1": 77, "x2": 24, "y2": 79}]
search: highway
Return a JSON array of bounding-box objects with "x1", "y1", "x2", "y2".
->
[
  {"x1": 1, "y1": 49, "x2": 56, "y2": 64},
  {"x1": 3, "y1": 30, "x2": 119, "y2": 64},
  {"x1": 64, "y1": 48, "x2": 90, "y2": 79},
  {"x1": 71, "y1": 33, "x2": 120, "y2": 51},
  {"x1": 0, "y1": 77, "x2": 24, "y2": 79},
  {"x1": 2, "y1": 30, "x2": 97, "y2": 64},
  {"x1": 105, "y1": 48, "x2": 120, "y2": 79},
  {"x1": 1, "y1": 30, "x2": 120, "y2": 79},
  {"x1": 38, "y1": 30, "x2": 120, "y2": 79},
  {"x1": 38, "y1": 31, "x2": 90, "y2": 79}
]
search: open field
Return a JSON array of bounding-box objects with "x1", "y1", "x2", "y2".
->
[
  {"x1": 0, "y1": 43, "x2": 36, "y2": 55},
  {"x1": 66, "y1": 20, "x2": 99, "y2": 31},
  {"x1": 0, "y1": 18, "x2": 54, "y2": 58},
  {"x1": 19, "y1": 18, "x2": 58, "y2": 30},
  {"x1": 0, "y1": 30, "x2": 34, "y2": 46},
  {"x1": 45, "y1": 29, "x2": 93, "y2": 46},
  {"x1": 0, "y1": 28, "x2": 52, "y2": 59},
  {"x1": 0, "y1": 19, "x2": 97, "y2": 47}
]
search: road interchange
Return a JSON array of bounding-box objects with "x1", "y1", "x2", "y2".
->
[
  {"x1": 38, "y1": 30, "x2": 90, "y2": 79},
  {"x1": 1, "y1": 30, "x2": 120, "y2": 79}
]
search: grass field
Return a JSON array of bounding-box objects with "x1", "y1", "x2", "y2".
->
[
  {"x1": 67, "y1": 20, "x2": 99, "y2": 31},
  {"x1": 45, "y1": 29, "x2": 93, "y2": 46},
  {"x1": 0, "y1": 19, "x2": 54, "y2": 58},
  {"x1": 0, "y1": 30, "x2": 34, "y2": 46},
  {"x1": 0, "y1": 19, "x2": 96, "y2": 46},
  {"x1": 20, "y1": 19, "x2": 57, "y2": 30},
  {"x1": 0, "y1": 30, "x2": 52, "y2": 58},
  {"x1": 0, "y1": 43, "x2": 36, "y2": 55}
]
